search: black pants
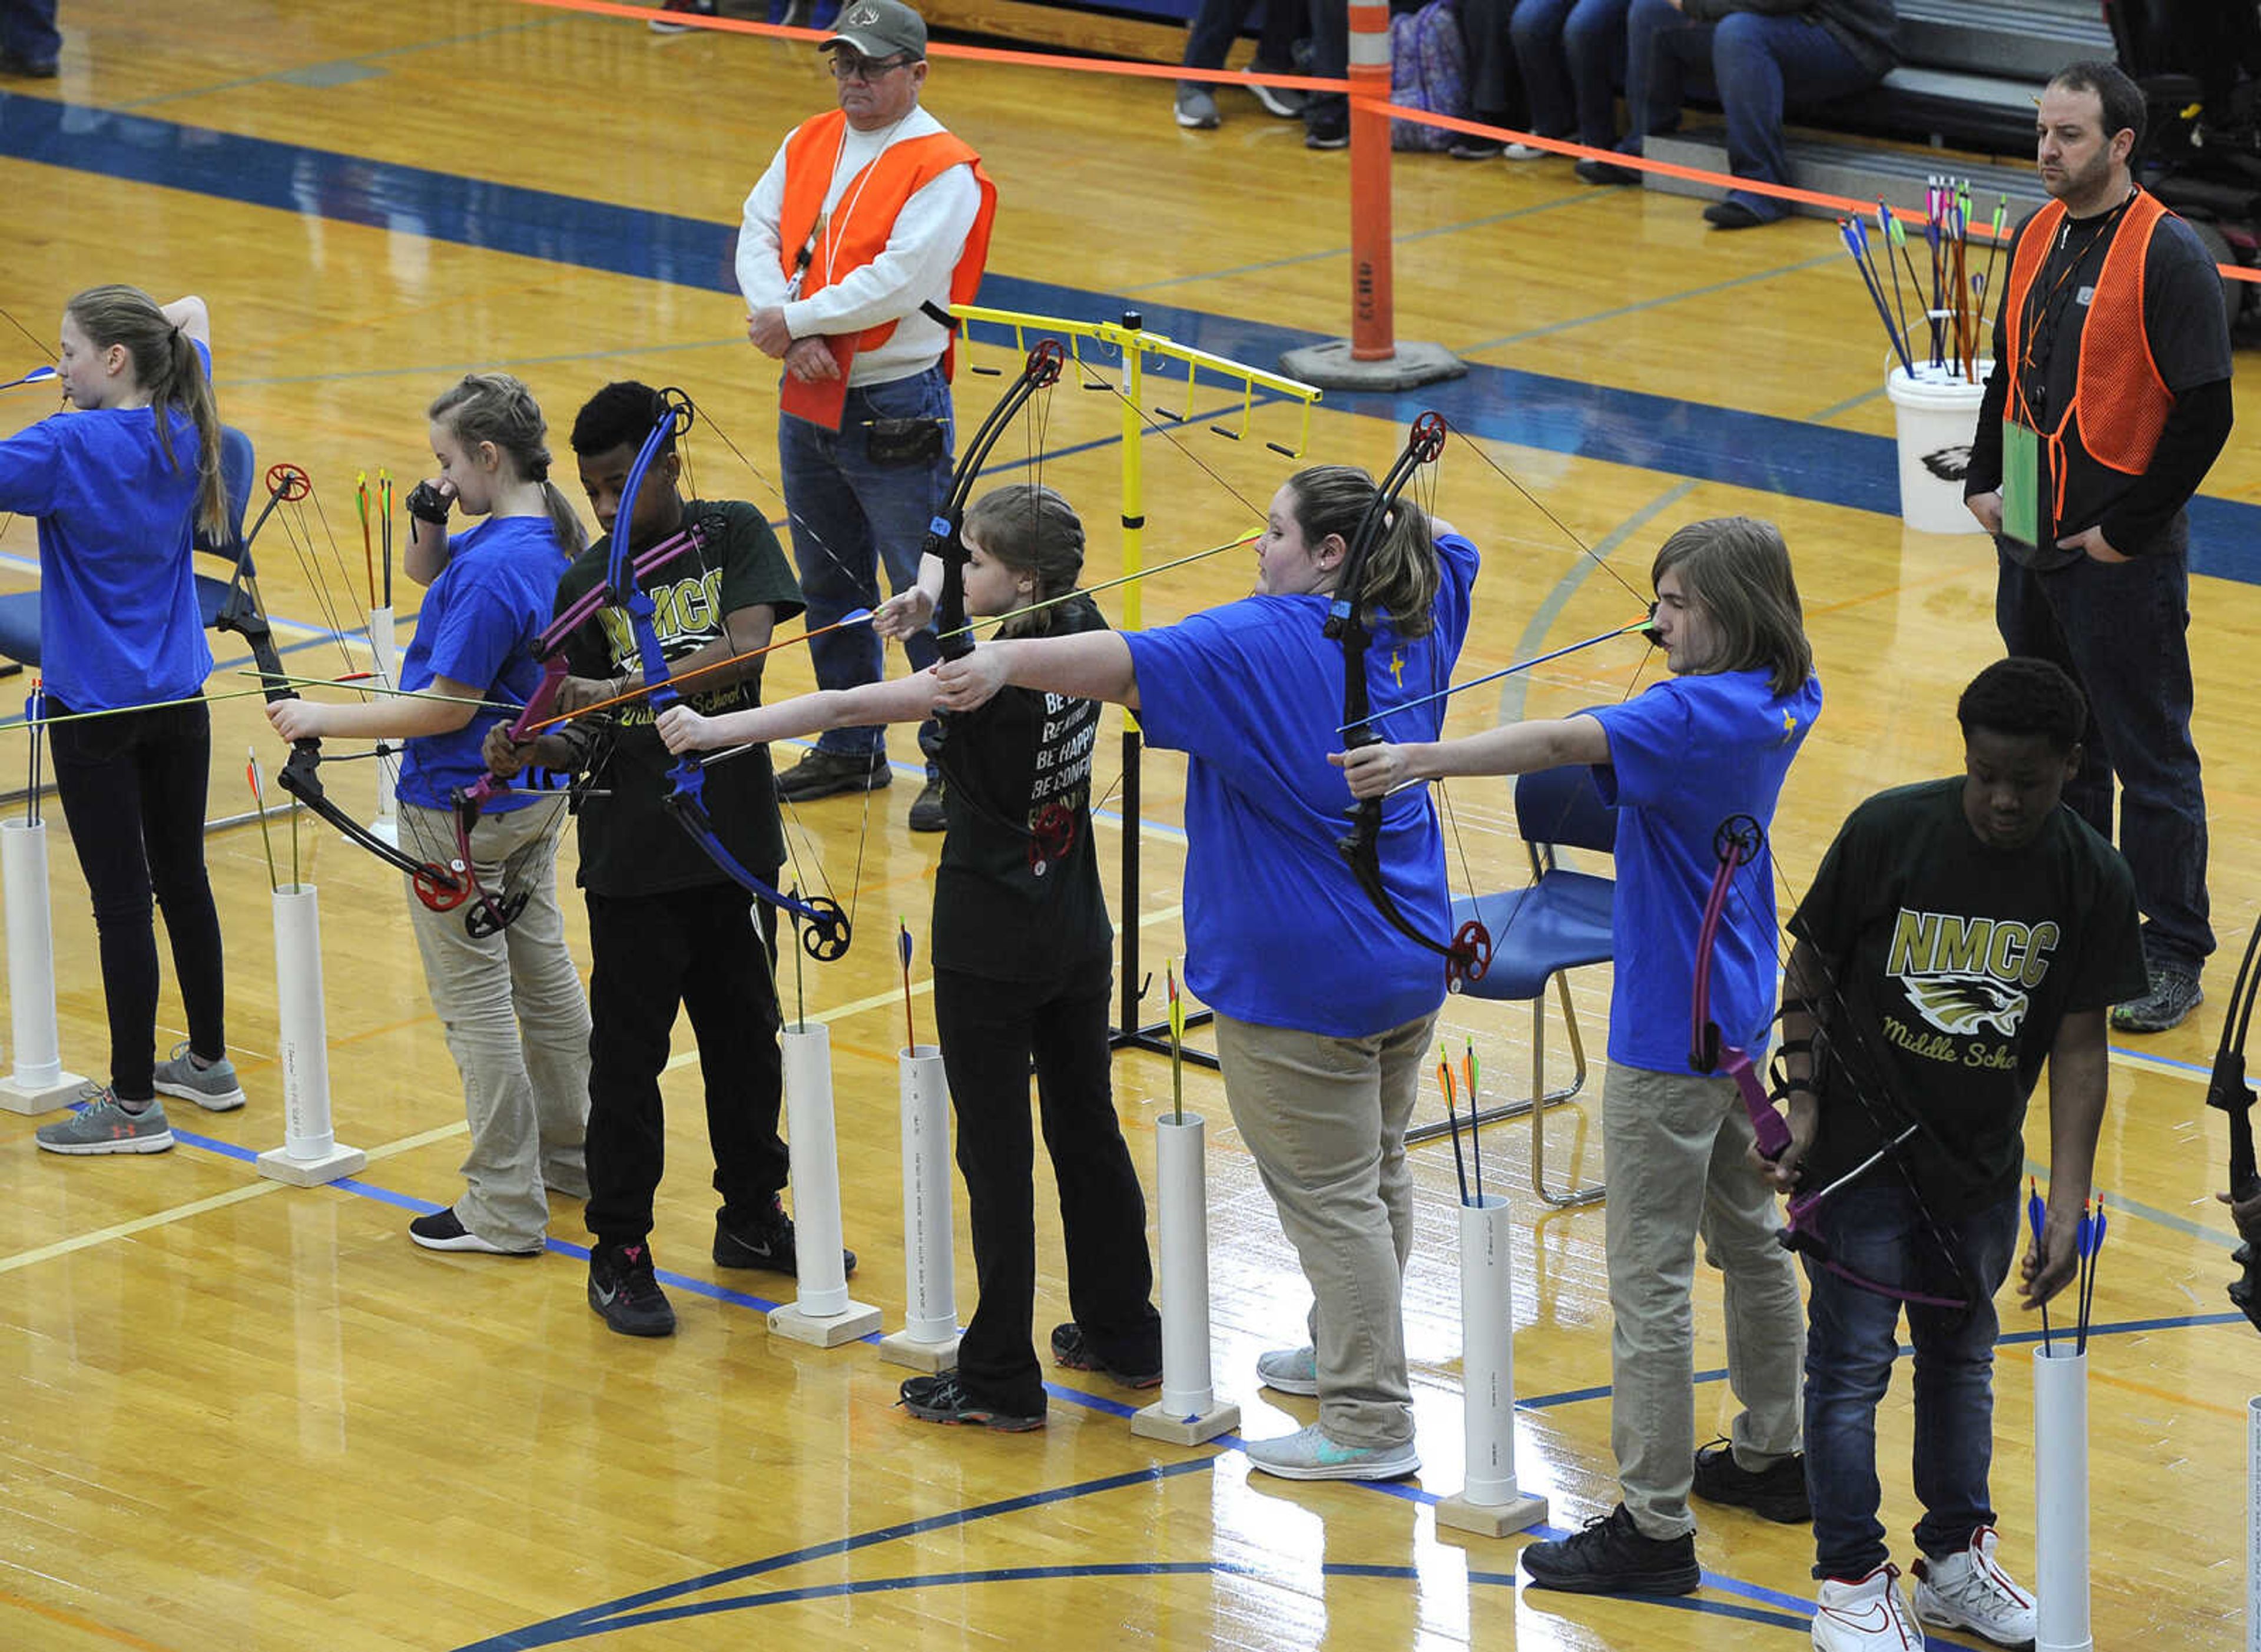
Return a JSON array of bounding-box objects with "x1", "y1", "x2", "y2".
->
[
  {"x1": 582, "y1": 884, "x2": 787, "y2": 1246},
  {"x1": 49, "y1": 697, "x2": 226, "y2": 1102},
  {"x1": 934, "y1": 954, "x2": 1159, "y2": 1413}
]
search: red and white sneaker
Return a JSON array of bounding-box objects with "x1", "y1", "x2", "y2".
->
[
  {"x1": 1913, "y1": 1526, "x2": 2037, "y2": 1650},
  {"x1": 1812, "y1": 1564, "x2": 1921, "y2": 1650}
]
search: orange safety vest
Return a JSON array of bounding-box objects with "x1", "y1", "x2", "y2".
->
[
  {"x1": 2001, "y1": 190, "x2": 2176, "y2": 526},
  {"x1": 777, "y1": 110, "x2": 997, "y2": 382}
]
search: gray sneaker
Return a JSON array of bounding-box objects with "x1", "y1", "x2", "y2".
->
[
  {"x1": 1246, "y1": 60, "x2": 1307, "y2": 119},
  {"x1": 1175, "y1": 84, "x2": 1221, "y2": 130},
  {"x1": 2110, "y1": 966, "x2": 2202, "y2": 1033},
  {"x1": 1256, "y1": 1345, "x2": 1320, "y2": 1395},
  {"x1": 152, "y1": 1040, "x2": 246, "y2": 1112},
  {"x1": 36, "y1": 1089, "x2": 174, "y2": 1155},
  {"x1": 1245, "y1": 1422, "x2": 1420, "y2": 1481}
]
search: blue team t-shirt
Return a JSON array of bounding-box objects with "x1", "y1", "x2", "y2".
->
[
  {"x1": 1587, "y1": 667, "x2": 1822, "y2": 1074},
  {"x1": 396, "y1": 515, "x2": 565, "y2": 812},
  {"x1": 1125, "y1": 533, "x2": 1480, "y2": 1040},
  {"x1": 0, "y1": 340, "x2": 216, "y2": 711}
]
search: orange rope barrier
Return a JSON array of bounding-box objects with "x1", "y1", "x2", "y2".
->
[{"x1": 513, "y1": 0, "x2": 2261, "y2": 288}]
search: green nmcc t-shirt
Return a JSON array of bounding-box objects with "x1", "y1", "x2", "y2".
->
[
  {"x1": 552, "y1": 499, "x2": 805, "y2": 900},
  {"x1": 1788, "y1": 778, "x2": 2147, "y2": 1218}
]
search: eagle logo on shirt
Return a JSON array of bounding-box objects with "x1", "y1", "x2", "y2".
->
[{"x1": 1904, "y1": 976, "x2": 2028, "y2": 1037}]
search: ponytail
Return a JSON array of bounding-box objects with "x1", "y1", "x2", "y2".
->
[
  {"x1": 1283, "y1": 464, "x2": 1440, "y2": 639},
  {"x1": 65, "y1": 284, "x2": 227, "y2": 539}
]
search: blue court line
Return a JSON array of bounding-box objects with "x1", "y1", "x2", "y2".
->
[{"x1": 5, "y1": 89, "x2": 2257, "y2": 583}]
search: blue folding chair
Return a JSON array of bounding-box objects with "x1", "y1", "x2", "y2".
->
[
  {"x1": 0, "y1": 424, "x2": 256, "y2": 669},
  {"x1": 1415, "y1": 763, "x2": 1614, "y2": 1208}
]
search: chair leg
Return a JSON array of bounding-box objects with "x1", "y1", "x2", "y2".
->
[
  {"x1": 1407, "y1": 973, "x2": 1590, "y2": 1146},
  {"x1": 1531, "y1": 980, "x2": 1604, "y2": 1209}
]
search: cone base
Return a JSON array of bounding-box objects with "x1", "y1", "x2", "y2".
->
[
  {"x1": 1129, "y1": 1398, "x2": 1239, "y2": 1446},
  {"x1": 0, "y1": 1070, "x2": 86, "y2": 1116},
  {"x1": 256, "y1": 1141, "x2": 367, "y2": 1186},
  {"x1": 767, "y1": 1299, "x2": 881, "y2": 1348},
  {"x1": 1435, "y1": 1489, "x2": 1549, "y2": 1540},
  {"x1": 876, "y1": 1329, "x2": 960, "y2": 1372}
]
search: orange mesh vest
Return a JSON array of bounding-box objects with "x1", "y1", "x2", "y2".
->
[
  {"x1": 777, "y1": 111, "x2": 997, "y2": 380},
  {"x1": 2001, "y1": 190, "x2": 2175, "y2": 524}
]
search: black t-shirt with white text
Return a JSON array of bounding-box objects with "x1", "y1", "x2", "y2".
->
[
  {"x1": 1789, "y1": 778, "x2": 2146, "y2": 1216},
  {"x1": 930, "y1": 595, "x2": 1111, "y2": 981}
]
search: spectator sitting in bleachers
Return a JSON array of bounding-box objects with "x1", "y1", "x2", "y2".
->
[
  {"x1": 1510, "y1": 0, "x2": 1632, "y2": 159},
  {"x1": 1175, "y1": 0, "x2": 1308, "y2": 130},
  {"x1": 1579, "y1": 0, "x2": 1898, "y2": 229},
  {"x1": 1452, "y1": 0, "x2": 1543, "y2": 159}
]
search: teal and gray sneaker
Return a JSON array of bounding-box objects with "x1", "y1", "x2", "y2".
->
[
  {"x1": 1255, "y1": 1345, "x2": 1320, "y2": 1396},
  {"x1": 36, "y1": 1088, "x2": 174, "y2": 1155},
  {"x1": 152, "y1": 1040, "x2": 246, "y2": 1112},
  {"x1": 1244, "y1": 1422, "x2": 1420, "y2": 1482}
]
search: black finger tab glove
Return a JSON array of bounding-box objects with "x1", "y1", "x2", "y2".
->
[{"x1": 405, "y1": 480, "x2": 453, "y2": 526}]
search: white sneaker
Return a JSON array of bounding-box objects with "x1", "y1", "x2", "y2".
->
[
  {"x1": 1812, "y1": 1565, "x2": 1921, "y2": 1650},
  {"x1": 1502, "y1": 142, "x2": 1551, "y2": 160},
  {"x1": 1255, "y1": 1345, "x2": 1319, "y2": 1395},
  {"x1": 1912, "y1": 1527, "x2": 2037, "y2": 1650}
]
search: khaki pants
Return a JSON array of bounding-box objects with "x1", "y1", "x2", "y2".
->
[
  {"x1": 403, "y1": 802, "x2": 592, "y2": 1250},
  {"x1": 1215, "y1": 1007, "x2": 1437, "y2": 1450},
  {"x1": 1603, "y1": 1063, "x2": 1805, "y2": 1538}
]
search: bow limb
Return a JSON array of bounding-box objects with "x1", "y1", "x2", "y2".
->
[
  {"x1": 216, "y1": 558, "x2": 468, "y2": 911},
  {"x1": 608, "y1": 395, "x2": 859, "y2": 953},
  {"x1": 1328, "y1": 412, "x2": 1491, "y2": 990},
  {"x1": 1703, "y1": 816, "x2": 1980, "y2": 1313},
  {"x1": 2205, "y1": 916, "x2": 2261, "y2": 1331},
  {"x1": 930, "y1": 339, "x2": 1065, "y2": 664}
]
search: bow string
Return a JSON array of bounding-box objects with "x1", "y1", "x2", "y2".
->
[{"x1": 2205, "y1": 915, "x2": 2261, "y2": 1331}]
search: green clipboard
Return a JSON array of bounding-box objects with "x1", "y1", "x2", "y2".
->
[{"x1": 2000, "y1": 417, "x2": 2042, "y2": 547}]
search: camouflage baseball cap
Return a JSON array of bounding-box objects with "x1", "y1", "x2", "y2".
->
[{"x1": 823, "y1": 0, "x2": 927, "y2": 60}]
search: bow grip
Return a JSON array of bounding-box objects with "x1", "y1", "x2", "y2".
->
[{"x1": 1724, "y1": 1047, "x2": 1793, "y2": 1159}]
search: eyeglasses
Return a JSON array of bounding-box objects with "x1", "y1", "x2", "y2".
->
[{"x1": 830, "y1": 52, "x2": 916, "y2": 81}]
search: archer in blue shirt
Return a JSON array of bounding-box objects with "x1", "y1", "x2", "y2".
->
[
  {"x1": 0, "y1": 287, "x2": 247, "y2": 1155},
  {"x1": 1341, "y1": 514, "x2": 1821, "y2": 1597},
  {"x1": 933, "y1": 461, "x2": 1474, "y2": 1485}
]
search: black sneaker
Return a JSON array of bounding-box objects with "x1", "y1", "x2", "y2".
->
[
  {"x1": 407, "y1": 1207, "x2": 541, "y2": 1255},
  {"x1": 1450, "y1": 135, "x2": 1506, "y2": 160},
  {"x1": 908, "y1": 775, "x2": 947, "y2": 832},
  {"x1": 900, "y1": 1372, "x2": 1046, "y2": 1431},
  {"x1": 648, "y1": 0, "x2": 717, "y2": 33},
  {"x1": 588, "y1": 1241, "x2": 677, "y2": 1336},
  {"x1": 1692, "y1": 1438, "x2": 1811, "y2": 1523},
  {"x1": 1049, "y1": 1322, "x2": 1162, "y2": 1389},
  {"x1": 1305, "y1": 117, "x2": 1348, "y2": 151},
  {"x1": 713, "y1": 1197, "x2": 857, "y2": 1277},
  {"x1": 1576, "y1": 157, "x2": 1640, "y2": 186},
  {"x1": 2110, "y1": 966, "x2": 2203, "y2": 1033},
  {"x1": 0, "y1": 49, "x2": 58, "y2": 78},
  {"x1": 1521, "y1": 1504, "x2": 1701, "y2": 1595},
  {"x1": 775, "y1": 748, "x2": 891, "y2": 802}
]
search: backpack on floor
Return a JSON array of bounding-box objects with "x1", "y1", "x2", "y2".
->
[{"x1": 1390, "y1": 0, "x2": 1468, "y2": 152}]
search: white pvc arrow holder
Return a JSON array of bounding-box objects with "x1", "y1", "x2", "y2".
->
[
  {"x1": 0, "y1": 818, "x2": 85, "y2": 1113},
  {"x1": 1436, "y1": 1195, "x2": 1549, "y2": 1538},
  {"x1": 256, "y1": 885, "x2": 365, "y2": 1186},
  {"x1": 2248, "y1": 1395, "x2": 2260, "y2": 1652},
  {"x1": 767, "y1": 1021, "x2": 878, "y2": 1346},
  {"x1": 364, "y1": 606, "x2": 401, "y2": 847},
  {"x1": 2034, "y1": 1344, "x2": 2091, "y2": 1652},
  {"x1": 877, "y1": 1043, "x2": 960, "y2": 1371},
  {"x1": 1131, "y1": 1112, "x2": 1238, "y2": 1445}
]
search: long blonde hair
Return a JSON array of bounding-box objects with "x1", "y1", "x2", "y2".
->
[
  {"x1": 1284, "y1": 464, "x2": 1438, "y2": 637},
  {"x1": 67, "y1": 285, "x2": 226, "y2": 539},
  {"x1": 426, "y1": 374, "x2": 587, "y2": 555}
]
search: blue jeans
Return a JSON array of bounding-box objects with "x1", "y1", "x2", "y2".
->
[
  {"x1": 1511, "y1": 0, "x2": 1629, "y2": 148},
  {"x1": 0, "y1": 1, "x2": 60, "y2": 65},
  {"x1": 778, "y1": 366, "x2": 953, "y2": 767},
  {"x1": 1621, "y1": 0, "x2": 1879, "y2": 220},
  {"x1": 1181, "y1": 0, "x2": 1300, "y2": 74},
  {"x1": 1995, "y1": 541, "x2": 2213, "y2": 974},
  {"x1": 1802, "y1": 1180, "x2": 2018, "y2": 1581}
]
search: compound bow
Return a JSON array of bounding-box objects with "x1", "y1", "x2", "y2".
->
[{"x1": 2204, "y1": 915, "x2": 2261, "y2": 1331}]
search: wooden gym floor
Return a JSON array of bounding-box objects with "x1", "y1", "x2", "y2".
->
[{"x1": 0, "y1": 2, "x2": 2255, "y2": 1647}]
